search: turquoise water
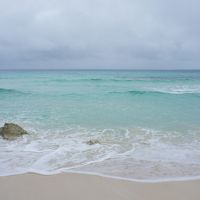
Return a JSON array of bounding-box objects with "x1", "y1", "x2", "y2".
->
[{"x1": 0, "y1": 70, "x2": 200, "y2": 179}]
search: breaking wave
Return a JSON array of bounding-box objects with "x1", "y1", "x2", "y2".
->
[{"x1": 108, "y1": 90, "x2": 200, "y2": 96}]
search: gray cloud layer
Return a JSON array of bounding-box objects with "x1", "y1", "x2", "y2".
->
[{"x1": 0, "y1": 0, "x2": 200, "y2": 69}]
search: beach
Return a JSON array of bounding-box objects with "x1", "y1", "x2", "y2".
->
[
  {"x1": 0, "y1": 173, "x2": 199, "y2": 200},
  {"x1": 1, "y1": 0, "x2": 200, "y2": 198}
]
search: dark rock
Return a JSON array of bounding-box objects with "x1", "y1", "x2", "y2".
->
[
  {"x1": 86, "y1": 139, "x2": 100, "y2": 145},
  {"x1": 0, "y1": 123, "x2": 28, "y2": 140}
]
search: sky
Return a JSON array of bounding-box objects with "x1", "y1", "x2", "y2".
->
[{"x1": 0, "y1": 0, "x2": 200, "y2": 70}]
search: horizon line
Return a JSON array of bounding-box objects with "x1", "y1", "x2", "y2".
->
[{"x1": 0, "y1": 68, "x2": 200, "y2": 71}]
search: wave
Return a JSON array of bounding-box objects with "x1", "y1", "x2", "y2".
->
[
  {"x1": 0, "y1": 125, "x2": 200, "y2": 179},
  {"x1": 0, "y1": 88, "x2": 27, "y2": 95},
  {"x1": 108, "y1": 90, "x2": 200, "y2": 96},
  {"x1": 45, "y1": 78, "x2": 103, "y2": 83},
  {"x1": 43, "y1": 76, "x2": 200, "y2": 84},
  {"x1": 44, "y1": 78, "x2": 135, "y2": 83}
]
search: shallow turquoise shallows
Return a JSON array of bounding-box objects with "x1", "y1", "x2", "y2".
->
[{"x1": 0, "y1": 70, "x2": 200, "y2": 180}]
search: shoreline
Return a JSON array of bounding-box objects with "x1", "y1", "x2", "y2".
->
[
  {"x1": 0, "y1": 172, "x2": 200, "y2": 200},
  {"x1": 1, "y1": 170, "x2": 200, "y2": 183}
]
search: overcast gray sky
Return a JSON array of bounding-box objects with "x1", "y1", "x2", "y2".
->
[{"x1": 0, "y1": 0, "x2": 200, "y2": 69}]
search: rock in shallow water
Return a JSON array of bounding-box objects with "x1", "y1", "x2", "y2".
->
[
  {"x1": 86, "y1": 139, "x2": 100, "y2": 145},
  {"x1": 0, "y1": 123, "x2": 28, "y2": 140}
]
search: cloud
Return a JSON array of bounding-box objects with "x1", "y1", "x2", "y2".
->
[{"x1": 0, "y1": 0, "x2": 200, "y2": 69}]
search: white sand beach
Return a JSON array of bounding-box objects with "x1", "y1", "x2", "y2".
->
[{"x1": 0, "y1": 173, "x2": 199, "y2": 200}]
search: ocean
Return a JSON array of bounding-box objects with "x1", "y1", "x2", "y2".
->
[{"x1": 0, "y1": 70, "x2": 200, "y2": 180}]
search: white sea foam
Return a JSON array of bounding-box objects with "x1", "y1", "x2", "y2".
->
[
  {"x1": 0, "y1": 125, "x2": 200, "y2": 179},
  {"x1": 151, "y1": 85, "x2": 200, "y2": 94}
]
